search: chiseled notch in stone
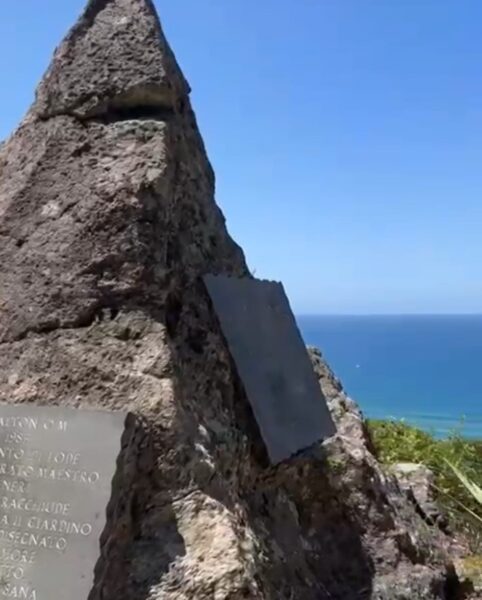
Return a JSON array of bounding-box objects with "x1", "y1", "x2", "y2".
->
[
  {"x1": 0, "y1": 404, "x2": 126, "y2": 600},
  {"x1": 203, "y1": 275, "x2": 336, "y2": 464},
  {"x1": 33, "y1": 0, "x2": 190, "y2": 119}
]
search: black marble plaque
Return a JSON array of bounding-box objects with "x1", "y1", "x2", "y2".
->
[
  {"x1": 204, "y1": 275, "x2": 336, "y2": 464},
  {"x1": 0, "y1": 404, "x2": 125, "y2": 600}
]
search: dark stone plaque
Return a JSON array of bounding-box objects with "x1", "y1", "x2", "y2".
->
[
  {"x1": 0, "y1": 404, "x2": 125, "y2": 600},
  {"x1": 204, "y1": 275, "x2": 336, "y2": 464}
]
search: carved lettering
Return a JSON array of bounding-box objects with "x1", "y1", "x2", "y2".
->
[
  {"x1": 0, "y1": 450, "x2": 24, "y2": 462},
  {"x1": 0, "y1": 548, "x2": 36, "y2": 564},
  {"x1": 0, "y1": 565, "x2": 24, "y2": 580},
  {"x1": 0, "y1": 530, "x2": 67, "y2": 552},
  {"x1": 26, "y1": 518, "x2": 92, "y2": 537},
  {"x1": 0, "y1": 464, "x2": 99, "y2": 486},
  {"x1": 45, "y1": 452, "x2": 79, "y2": 466},
  {"x1": 0, "y1": 498, "x2": 70, "y2": 516},
  {"x1": 0, "y1": 482, "x2": 28, "y2": 495},
  {"x1": 0, "y1": 418, "x2": 37, "y2": 431},
  {"x1": 0, "y1": 405, "x2": 124, "y2": 599},
  {"x1": 0, "y1": 585, "x2": 36, "y2": 600}
]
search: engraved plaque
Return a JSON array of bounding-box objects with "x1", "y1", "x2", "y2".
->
[
  {"x1": 204, "y1": 275, "x2": 336, "y2": 464},
  {"x1": 0, "y1": 404, "x2": 125, "y2": 600}
]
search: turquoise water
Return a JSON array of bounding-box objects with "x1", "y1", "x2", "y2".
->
[{"x1": 298, "y1": 315, "x2": 482, "y2": 438}]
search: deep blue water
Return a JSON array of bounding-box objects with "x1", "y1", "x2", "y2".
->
[{"x1": 298, "y1": 315, "x2": 482, "y2": 438}]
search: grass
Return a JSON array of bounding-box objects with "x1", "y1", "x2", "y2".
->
[
  {"x1": 445, "y1": 459, "x2": 482, "y2": 521},
  {"x1": 367, "y1": 418, "x2": 482, "y2": 550}
]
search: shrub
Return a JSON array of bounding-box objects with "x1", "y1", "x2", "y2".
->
[{"x1": 367, "y1": 419, "x2": 482, "y2": 549}]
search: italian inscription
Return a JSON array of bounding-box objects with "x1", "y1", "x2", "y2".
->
[{"x1": 0, "y1": 405, "x2": 125, "y2": 600}]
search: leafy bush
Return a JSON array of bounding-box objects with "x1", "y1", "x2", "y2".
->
[{"x1": 367, "y1": 419, "x2": 482, "y2": 549}]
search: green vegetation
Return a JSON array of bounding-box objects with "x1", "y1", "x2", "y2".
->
[
  {"x1": 367, "y1": 419, "x2": 482, "y2": 550},
  {"x1": 445, "y1": 459, "x2": 482, "y2": 520}
]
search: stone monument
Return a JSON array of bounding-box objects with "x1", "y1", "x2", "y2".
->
[
  {"x1": 0, "y1": 0, "x2": 335, "y2": 596},
  {"x1": 0, "y1": 1, "x2": 459, "y2": 598}
]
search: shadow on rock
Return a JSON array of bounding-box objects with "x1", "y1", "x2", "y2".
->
[{"x1": 89, "y1": 413, "x2": 187, "y2": 600}]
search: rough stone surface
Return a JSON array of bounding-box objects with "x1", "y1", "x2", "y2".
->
[
  {"x1": 308, "y1": 348, "x2": 462, "y2": 599},
  {"x1": 391, "y1": 462, "x2": 447, "y2": 529},
  {"x1": 454, "y1": 555, "x2": 482, "y2": 598},
  {"x1": 34, "y1": 0, "x2": 190, "y2": 119},
  {"x1": 391, "y1": 463, "x2": 436, "y2": 507},
  {"x1": 0, "y1": 1, "x2": 468, "y2": 598}
]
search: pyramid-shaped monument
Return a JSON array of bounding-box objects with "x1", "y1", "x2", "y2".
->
[
  {"x1": 0, "y1": 0, "x2": 248, "y2": 342},
  {"x1": 0, "y1": 1, "x2": 459, "y2": 599}
]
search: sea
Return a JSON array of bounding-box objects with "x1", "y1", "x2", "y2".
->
[{"x1": 297, "y1": 315, "x2": 482, "y2": 439}]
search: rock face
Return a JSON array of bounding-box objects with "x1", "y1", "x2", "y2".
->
[
  {"x1": 391, "y1": 462, "x2": 447, "y2": 529},
  {"x1": 0, "y1": 1, "x2": 464, "y2": 598},
  {"x1": 309, "y1": 349, "x2": 462, "y2": 599}
]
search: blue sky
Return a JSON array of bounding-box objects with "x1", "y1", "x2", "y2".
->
[{"x1": 1, "y1": 1, "x2": 482, "y2": 314}]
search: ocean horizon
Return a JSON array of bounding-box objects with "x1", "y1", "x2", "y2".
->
[{"x1": 297, "y1": 314, "x2": 482, "y2": 439}]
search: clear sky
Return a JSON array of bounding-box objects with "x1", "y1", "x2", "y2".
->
[{"x1": 1, "y1": 1, "x2": 482, "y2": 314}]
